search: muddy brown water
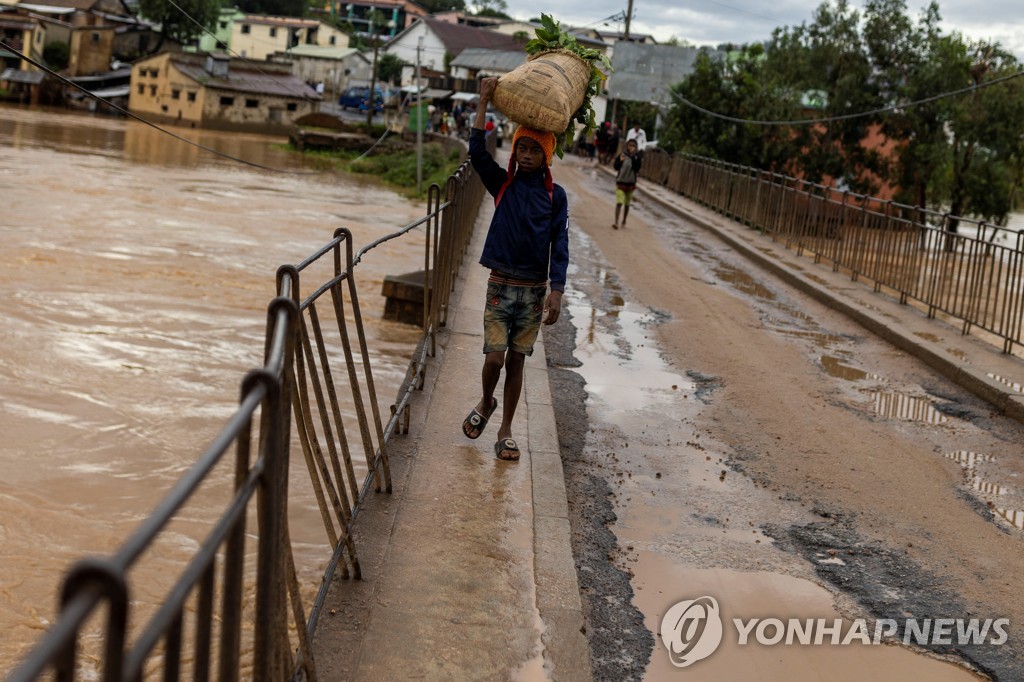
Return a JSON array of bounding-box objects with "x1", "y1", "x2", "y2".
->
[{"x1": 0, "y1": 105, "x2": 427, "y2": 669}]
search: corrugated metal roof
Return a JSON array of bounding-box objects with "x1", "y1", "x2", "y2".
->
[
  {"x1": 281, "y1": 45, "x2": 361, "y2": 60},
  {"x1": 449, "y1": 48, "x2": 525, "y2": 72},
  {"x1": 173, "y1": 60, "x2": 320, "y2": 99},
  {"x1": 241, "y1": 15, "x2": 319, "y2": 27},
  {"x1": 1, "y1": 67, "x2": 45, "y2": 84}
]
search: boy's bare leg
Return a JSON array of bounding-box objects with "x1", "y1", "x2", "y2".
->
[
  {"x1": 622, "y1": 204, "x2": 630, "y2": 227},
  {"x1": 495, "y1": 350, "x2": 525, "y2": 442},
  {"x1": 476, "y1": 351, "x2": 504, "y2": 414},
  {"x1": 614, "y1": 204, "x2": 621, "y2": 228}
]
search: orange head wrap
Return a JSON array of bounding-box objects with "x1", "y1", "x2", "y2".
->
[{"x1": 512, "y1": 126, "x2": 556, "y2": 166}]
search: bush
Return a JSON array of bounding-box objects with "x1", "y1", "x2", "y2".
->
[
  {"x1": 348, "y1": 143, "x2": 461, "y2": 196},
  {"x1": 43, "y1": 42, "x2": 70, "y2": 70}
]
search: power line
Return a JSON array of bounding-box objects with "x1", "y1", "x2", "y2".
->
[
  {"x1": 0, "y1": 38, "x2": 319, "y2": 174},
  {"x1": 669, "y1": 68, "x2": 1024, "y2": 126}
]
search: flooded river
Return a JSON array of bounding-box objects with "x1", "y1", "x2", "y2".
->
[{"x1": 0, "y1": 105, "x2": 427, "y2": 669}]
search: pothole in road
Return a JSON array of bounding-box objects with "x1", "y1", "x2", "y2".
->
[
  {"x1": 945, "y1": 451, "x2": 1022, "y2": 532},
  {"x1": 713, "y1": 265, "x2": 777, "y2": 301},
  {"x1": 821, "y1": 355, "x2": 883, "y2": 382},
  {"x1": 868, "y1": 391, "x2": 949, "y2": 424}
]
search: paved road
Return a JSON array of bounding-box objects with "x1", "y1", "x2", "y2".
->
[{"x1": 546, "y1": 154, "x2": 1024, "y2": 680}]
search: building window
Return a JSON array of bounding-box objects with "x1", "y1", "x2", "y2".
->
[
  {"x1": 149, "y1": 85, "x2": 157, "y2": 96},
  {"x1": 269, "y1": 27, "x2": 277, "y2": 37},
  {"x1": 241, "y1": 24, "x2": 250, "y2": 34},
  {"x1": 220, "y1": 96, "x2": 235, "y2": 106},
  {"x1": 187, "y1": 91, "x2": 196, "y2": 102},
  {"x1": 137, "y1": 84, "x2": 144, "y2": 94},
  {"x1": 150, "y1": 68, "x2": 159, "y2": 77},
  {"x1": 245, "y1": 98, "x2": 259, "y2": 108},
  {"x1": 219, "y1": 21, "x2": 227, "y2": 29},
  {"x1": 171, "y1": 89, "x2": 180, "y2": 100},
  {"x1": 161, "y1": 105, "x2": 168, "y2": 112},
  {"x1": 91, "y1": 32, "x2": 100, "y2": 43},
  {"x1": 286, "y1": 102, "x2": 297, "y2": 111},
  {"x1": 329, "y1": 35, "x2": 336, "y2": 45}
]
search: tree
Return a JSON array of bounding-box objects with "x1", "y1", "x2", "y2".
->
[
  {"x1": 471, "y1": 0, "x2": 511, "y2": 19},
  {"x1": 376, "y1": 53, "x2": 405, "y2": 85},
  {"x1": 415, "y1": 0, "x2": 465, "y2": 12},
  {"x1": 137, "y1": 0, "x2": 221, "y2": 47}
]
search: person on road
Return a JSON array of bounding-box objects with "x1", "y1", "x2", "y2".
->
[
  {"x1": 462, "y1": 77, "x2": 569, "y2": 462},
  {"x1": 613, "y1": 138, "x2": 641, "y2": 229}
]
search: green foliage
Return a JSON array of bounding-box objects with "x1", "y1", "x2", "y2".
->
[
  {"x1": 349, "y1": 143, "x2": 462, "y2": 197},
  {"x1": 137, "y1": 0, "x2": 222, "y2": 45},
  {"x1": 43, "y1": 42, "x2": 70, "y2": 70},
  {"x1": 524, "y1": 13, "x2": 613, "y2": 158},
  {"x1": 415, "y1": 0, "x2": 464, "y2": 12},
  {"x1": 664, "y1": 0, "x2": 1024, "y2": 224},
  {"x1": 376, "y1": 53, "x2": 405, "y2": 85}
]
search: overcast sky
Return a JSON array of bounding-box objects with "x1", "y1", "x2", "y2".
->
[{"x1": 507, "y1": 0, "x2": 1024, "y2": 60}]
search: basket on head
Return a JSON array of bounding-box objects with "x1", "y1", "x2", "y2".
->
[{"x1": 491, "y1": 49, "x2": 591, "y2": 134}]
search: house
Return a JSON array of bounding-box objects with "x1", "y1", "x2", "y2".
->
[
  {"x1": 430, "y1": 10, "x2": 503, "y2": 30},
  {"x1": 269, "y1": 44, "x2": 370, "y2": 96},
  {"x1": 12, "y1": 0, "x2": 155, "y2": 72},
  {"x1": 0, "y1": 9, "x2": 41, "y2": 72},
  {"x1": 384, "y1": 16, "x2": 521, "y2": 80},
  {"x1": 326, "y1": 0, "x2": 426, "y2": 35},
  {"x1": 197, "y1": 6, "x2": 246, "y2": 52},
  {"x1": 129, "y1": 50, "x2": 320, "y2": 133},
  {"x1": 230, "y1": 15, "x2": 348, "y2": 61}
]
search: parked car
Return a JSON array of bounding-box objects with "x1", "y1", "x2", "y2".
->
[{"x1": 338, "y1": 86, "x2": 387, "y2": 112}]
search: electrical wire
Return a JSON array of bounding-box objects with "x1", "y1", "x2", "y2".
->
[{"x1": 668, "y1": 68, "x2": 1024, "y2": 126}]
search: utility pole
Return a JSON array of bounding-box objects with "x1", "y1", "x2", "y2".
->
[
  {"x1": 609, "y1": 0, "x2": 634, "y2": 139},
  {"x1": 366, "y1": 14, "x2": 381, "y2": 127},
  {"x1": 416, "y1": 36, "x2": 423, "y2": 194}
]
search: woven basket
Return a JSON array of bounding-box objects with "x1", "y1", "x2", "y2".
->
[{"x1": 492, "y1": 49, "x2": 591, "y2": 134}]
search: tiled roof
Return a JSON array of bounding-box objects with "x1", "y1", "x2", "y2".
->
[{"x1": 419, "y1": 17, "x2": 522, "y2": 57}]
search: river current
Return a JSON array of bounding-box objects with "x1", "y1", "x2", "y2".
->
[{"x1": 0, "y1": 104, "x2": 427, "y2": 669}]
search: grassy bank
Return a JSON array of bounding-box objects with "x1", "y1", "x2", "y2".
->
[{"x1": 290, "y1": 124, "x2": 464, "y2": 198}]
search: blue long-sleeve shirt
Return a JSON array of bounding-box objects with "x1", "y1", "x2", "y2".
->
[{"x1": 468, "y1": 128, "x2": 569, "y2": 292}]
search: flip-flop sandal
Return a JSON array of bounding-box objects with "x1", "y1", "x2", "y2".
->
[
  {"x1": 494, "y1": 438, "x2": 521, "y2": 461},
  {"x1": 462, "y1": 397, "x2": 497, "y2": 440}
]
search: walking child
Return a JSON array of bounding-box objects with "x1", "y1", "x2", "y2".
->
[
  {"x1": 613, "y1": 138, "x2": 641, "y2": 229},
  {"x1": 461, "y1": 77, "x2": 569, "y2": 462}
]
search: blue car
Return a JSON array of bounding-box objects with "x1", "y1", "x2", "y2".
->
[{"x1": 338, "y1": 86, "x2": 386, "y2": 112}]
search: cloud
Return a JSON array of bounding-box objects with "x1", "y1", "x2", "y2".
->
[{"x1": 510, "y1": 0, "x2": 1024, "y2": 58}]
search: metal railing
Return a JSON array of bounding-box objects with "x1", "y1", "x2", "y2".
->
[
  {"x1": 640, "y1": 151, "x2": 1024, "y2": 354},
  {"x1": 8, "y1": 140, "x2": 489, "y2": 681}
]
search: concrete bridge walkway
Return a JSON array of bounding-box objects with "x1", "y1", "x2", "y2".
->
[{"x1": 310, "y1": 194, "x2": 591, "y2": 681}]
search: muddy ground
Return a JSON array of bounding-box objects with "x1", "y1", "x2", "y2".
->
[{"x1": 544, "y1": 157, "x2": 1024, "y2": 681}]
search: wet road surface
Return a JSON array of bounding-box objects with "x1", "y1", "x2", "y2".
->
[{"x1": 545, "y1": 155, "x2": 1023, "y2": 680}]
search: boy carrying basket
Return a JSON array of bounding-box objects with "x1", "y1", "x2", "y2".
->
[{"x1": 461, "y1": 77, "x2": 570, "y2": 462}]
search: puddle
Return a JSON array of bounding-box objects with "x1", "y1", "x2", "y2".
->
[
  {"x1": 774, "y1": 303, "x2": 818, "y2": 326},
  {"x1": 994, "y1": 508, "x2": 1024, "y2": 530},
  {"x1": 713, "y1": 265, "x2": 777, "y2": 301},
  {"x1": 821, "y1": 355, "x2": 881, "y2": 382},
  {"x1": 770, "y1": 328, "x2": 847, "y2": 348},
  {"x1": 870, "y1": 392, "x2": 948, "y2": 424},
  {"x1": 945, "y1": 451, "x2": 996, "y2": 468},
  {"x1": 632, "y1": 560, "x2": 982, "y2": 681},
  {"x1": 987, "y1": 373, "x2": 1023, "y2": 393},
  {"x1": 915, "y1": 332, "x2": 942, "y2": 342},
  {"x1": 948, "y1": 348, "x2": 970, "y2": 362}
]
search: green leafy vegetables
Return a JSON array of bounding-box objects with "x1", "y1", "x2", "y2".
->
[{"x1": 524, "y1": 13, "x2": 612, "y2": 158}]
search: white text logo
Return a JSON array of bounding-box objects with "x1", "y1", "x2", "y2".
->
[{"x1": 660, "y1": 596, "x2": 724, "y2": 667}]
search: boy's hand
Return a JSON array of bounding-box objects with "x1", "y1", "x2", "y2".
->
[
  {"x1": 543, "y1": 290, "x2": 562, "y2": 325},
  {"x1": 478, "y1": 77, "x2": 497, "y2": 103}
]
